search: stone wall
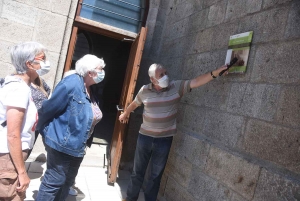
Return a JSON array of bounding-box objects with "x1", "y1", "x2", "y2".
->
[
  {"x1": 130, "y1": 0, "x2": 300, "y2": 200},
  {"x1": 0, "y1": 0, "x2": 77, "y2": 89}
]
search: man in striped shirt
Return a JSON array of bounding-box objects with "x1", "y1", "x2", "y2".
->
[{"x1": 120, "y1": 63, "x2": 227, "y2": 201}]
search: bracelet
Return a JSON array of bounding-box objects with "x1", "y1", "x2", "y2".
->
[{"x1": 210, "y1": 71, "x2": 217, "y2": 79}]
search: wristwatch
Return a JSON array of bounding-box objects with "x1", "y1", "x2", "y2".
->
[{"x1": 211, "y1": 71, "x2": 217, "y2": 78}]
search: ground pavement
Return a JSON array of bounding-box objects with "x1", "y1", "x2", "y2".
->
[{"x1": 24, "y1": 136, "x2": 144, "y2": 201}]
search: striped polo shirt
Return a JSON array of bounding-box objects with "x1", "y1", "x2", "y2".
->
[{"x1": 134, "y1": 80, "x2": 191, "y2": 138}]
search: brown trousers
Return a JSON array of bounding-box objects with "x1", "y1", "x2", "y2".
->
[{"x1": 0, "y1": 151, "x2": 28, "y2": 201}]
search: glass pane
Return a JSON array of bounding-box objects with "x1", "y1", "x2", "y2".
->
[{"x1": 80, "y1": 0, "x2": 144, "y2": 33}]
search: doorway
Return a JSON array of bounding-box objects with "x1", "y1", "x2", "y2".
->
[
  {"x1": 69, "y1": 29, "x2": 132, "y2": 146},
  {"x1": 63, "y1": 0, "x2": 148, "y2": 185}
]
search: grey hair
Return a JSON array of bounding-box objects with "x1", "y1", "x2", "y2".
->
[
  {"x1": 75, "y1": 54, "x2": 106, "y2": 77},
  {"x1": 10, "y1": 41, "x2": 47, "y2": 74},
  {"x1": 148, "y1": 63, "x2": 163, "y2": 78}
]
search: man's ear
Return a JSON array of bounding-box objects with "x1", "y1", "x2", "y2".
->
[
  {"x1": 88, "y1": 71, "x2": 94, "y2": 77},
  {"x1": 150, "y1": 77, "x2": 155, "y2": 84}
]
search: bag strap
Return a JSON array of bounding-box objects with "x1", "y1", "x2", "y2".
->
[{"x1": 0, "y1": 78, "x2": 20, "y2": 127}]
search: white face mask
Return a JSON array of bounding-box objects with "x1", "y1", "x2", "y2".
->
[
  {"x1": 155, "y1": 75, "x2": 169, "y2": 88},
  {"x1": 36, "y1": 61, "x2": 50, "y2": 76},
  {"x1": 93, "y1": 70, "x2": 105, "y2": 84}
]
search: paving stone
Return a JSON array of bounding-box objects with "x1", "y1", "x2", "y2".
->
[
  {"x1": 147, "y1": 7, "x2": 159, "y2": 24},
  {"x1": 262, "y1": 0, "x2": 292, "y2": 9},
  {"x1": 241, "y1": 119, "x2": 300, "y2": 174},
  {"x1": 260, "y1": 6, "x2": 289, "y2": 43},
  {"x1": 0, "y1": 18, "x2": 33, "y2": 43},
  {"x1": 253, "y1": 169, "x2": 300, "y2": 201},
  {"x1": 188, "y1": 27, "x2": 214, "y2": 54},
  {"x1": 175, "y1": 132, "x2": 210, "y2": 168},
  {"x1": 150, "y1": 0, "x2": 162, "y2": 9},
  {"x1": 231, "y1": 192, "x2": 248, "y2": 201},
  {"x1": 182, "y1": 49, "x2": 225, "y2": 80},
  {"x1": 162, "y1": 57, "x2": 185, "y2": 80},
  {"x1": 176, "y1": 103, "x2": 186, "y2": 125},
  {"x1": 164, "y1": 18, "x2": 189, "y2": 42},
  {"x1": 160, "y1": 0, "x2": 171, "y2": 10},
  {"x1": 245, "y1": 0, "x2": 263, "y2": 14},
  {"x1": 60, "y1": 18, "x2": 73, "y2": 56},
  {"x1": 161, "y1": 37, "x2": 188, "y2": 58},
  {"x1": 206, "y1": 0, "x2": 227, "y2": 27},
  {"x1": 203, "y1": 0, "x2": 224, "y2": 8},
  {"x1": 53, "y1": 53, "x2": 67, "y2": 87},
  {"x1": 203, "y1": 110, "x2": 244, "y2": 148},
  {"x1": 33, "y1": 10, "x2": 67, "y2": 53},
  {"x1": 186, "y1": 8, "x2": 209, "y2": 34},
  {"x1": 205, "y1": 147, "x2": 260, "y2": 199},
  {"x1": 0, "y1": 0, "x2": 3, "y2": 16},
  {"x1": 188, "y1": 166, "x2": 232, "y2": 200},
  {"x1": 181, "y1": 53, "x2": 199, "y2": 79},
  {"x1": 0, "y1": 40, "x2": 14, "y2": 63},
  {"x1": 1, "y1": 0, "x2": 38, "y2": 27},
  {"x1": 164, "y1": 177, "x2": 195, "y2": 201},
  {"x1": 165, "y1": 153, "x2": 193, "y2": 188},
  {"x1": 182, "y1": 104, "x2": 206, "y2": 133},
  {"x1": 211, "y1": 22, "x2": 239, "y2": 50},
  {"x1": 0, "y1": 61, "x2": 14, "y2": 78},
  {"x1": 51, "y1": 0, "x2": 72, "y2": 16},
  {"x1": 285, "y1": 1, "x2": 300, "y2": 39},
  {"x1": 227, "y1": 83, "x2": 281, "y2": 121},
  {"x1": 238, "y1": 11, "x2": 269, "y2": 44},
  {"x1": 225, "y1": 0, "x2": 249, "y2": 22},
  {"x1": 15, "y1": 0, "x2": 51, "y2": 11},
  {"x1": 276, "y1": 86, "x2": 300, "y2": 127},
  {"x1": 173, "y1": 1, "x2": 196, "y2": 22},
  {"x1": 251, "y1": 40, "x2": 300, "y2": 84},
  {"x1": 68, "y1": 0, "x2": 78, "y2": 19},
  {"x1": 186, "y1": 80, "x2": 231, "y2": 110}
]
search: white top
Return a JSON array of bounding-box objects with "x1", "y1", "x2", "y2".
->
[{"x1": 0, "y1": 76, "x2": 38, "y2": 153}]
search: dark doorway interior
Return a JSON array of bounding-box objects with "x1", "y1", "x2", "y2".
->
[{"x1": 70, "y1": 29, "x2": 132, "y2": 146}]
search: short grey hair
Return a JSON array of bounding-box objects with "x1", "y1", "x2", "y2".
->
[
  {"x1": 75, "y1": 54, "x2": 106, "y2": 77},
  {"x1": 10, "y1": 41, "x2": 47, "y2": 74},
  {"x1": 148, "y1": 63, "x2": 164, "y2": 78}
]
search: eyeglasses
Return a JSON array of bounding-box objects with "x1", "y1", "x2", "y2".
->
[{"x1": 34, "y1": 55, "x2": 46, "y2": 61}]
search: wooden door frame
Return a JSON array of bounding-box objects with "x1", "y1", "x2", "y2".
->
[{"x1": 63, "y1": 0, "x2": 149, "y2": 75}]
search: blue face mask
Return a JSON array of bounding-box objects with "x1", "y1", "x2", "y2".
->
[{"x1": 93, "y1": 70, "x2": 105, "y2": 84}]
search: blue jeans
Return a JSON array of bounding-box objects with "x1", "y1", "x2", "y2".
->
[
  {"x1": 126, "y1": 134, "x2": 173, "y2": 201},
  {"x1": 36, "y1": 145, "x2": 83, "y2": 201}
]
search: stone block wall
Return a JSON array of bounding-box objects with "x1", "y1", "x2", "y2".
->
[
  {"x1": 0, "y1": 0, "x2": 77, "y2": 89},
  {"x1": 132, "y1": 0, "x2": 300, "y2": 200}
]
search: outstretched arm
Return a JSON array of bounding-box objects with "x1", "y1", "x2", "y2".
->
[
  {"x1": 190, "y1": 65, "x2": 228, "y2": 89},
  {"x1": 119, "y1": 101, "x2": 139, "y2": 124}
]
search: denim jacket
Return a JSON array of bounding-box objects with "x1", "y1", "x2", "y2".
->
[{"x1": 37, "y1": 74, "x2": 93, "y2": 157}]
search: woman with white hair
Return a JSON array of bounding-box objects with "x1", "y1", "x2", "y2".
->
[
  {"x1": 0, "y1": 41, "x2": 49, "y2": 201},
  {"x1": 36, "y1": 54, "x2": 106, "y2": 201}
]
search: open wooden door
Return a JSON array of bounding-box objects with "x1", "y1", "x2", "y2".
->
[{"x1": 107, "y1": 27, "x2": 147, "y2": 184}]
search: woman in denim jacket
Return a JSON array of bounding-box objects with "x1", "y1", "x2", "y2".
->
[{"x1": 36, "y1": 54, "x2": 105, "y2": 201}]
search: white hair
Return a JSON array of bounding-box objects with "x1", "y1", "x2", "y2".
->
[
  {"x1": 10, "y1": 41, "x2": 47, "y2": 74},
  {"x1": 75, "y1": 54, "x2": 106, "y2": 77},
  {"x1": 148, "y1": 63, "x2": 164, "y2": 78}
]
